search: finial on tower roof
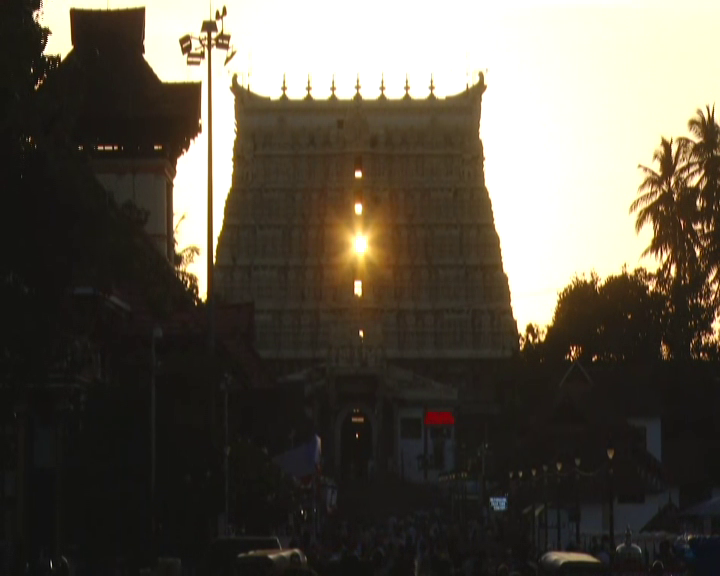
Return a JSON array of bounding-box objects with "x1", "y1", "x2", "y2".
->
[
  {"x1": 428, "y1": 74, "x2": 436, "y2": 100},
  {"x1": 329, "y1": 74, "x2": 337, "y2": 100},
  {"x1": 353, "y1": 73, "x2": 362, "y2": 101},
  {"x1": 379, "y1": 73, "x2": 387, "y2": 100},
  {"x1": 403, "y1": 74, "x2": 411, "y2": 100},
  {"x1": 304, "y1": 74, "x2": 313, "y2": 101},
  {"x1": 280, "y1": 74, "x2": 288, "y2": 100}
]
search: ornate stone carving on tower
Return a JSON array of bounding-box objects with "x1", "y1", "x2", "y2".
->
[{"x1": 216, "y1": 73, "x2": 518, "y2": 382}]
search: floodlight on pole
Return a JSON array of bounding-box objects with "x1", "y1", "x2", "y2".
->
[
  {"x1": 216, "y1": 33, "x2": 231, "y2": 50},
  {"x1": 179, "y1": 34, "x2": 193, "y2": 55},
  {"x1": 179, "y1": 4, "x2": 233, "y2": 536},
  {"x1": 187, "y1": 51, "x2": 204, "y2": 66}
]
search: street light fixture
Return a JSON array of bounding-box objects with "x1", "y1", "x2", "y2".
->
[
  {"x1": 179, "y1": 34, "x2": 193, "y2": 55},
  {"x1": 216, "y1": 32, "x2": 231, "y2": 50},
  {"x1": 179, "y1": 6, "x2": 234, "y2": 535},
  {"x1": 187, "y1": 51, "x2": 204, "y2": 66}
]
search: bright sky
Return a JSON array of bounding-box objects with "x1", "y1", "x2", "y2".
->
[{"x1": 43, "y1": 0, "x2": 720, "y2": 332}]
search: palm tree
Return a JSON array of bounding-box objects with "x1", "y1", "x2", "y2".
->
[
  {"x1": 679, "y1": 105, "x2": 720, "y2": 290},
  {"x1": 679, "y1": 105, "x2": 720, "y2": 224},
  {"x1": 630, "y1": 137, "x2": 701, "y2": 285}
]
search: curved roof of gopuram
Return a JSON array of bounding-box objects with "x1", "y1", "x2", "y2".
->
[{"x1": 231, "y1": 73, "x2": 487, "y2": 112}]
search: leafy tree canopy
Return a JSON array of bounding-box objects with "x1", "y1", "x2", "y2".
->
[{"x1": 520, "y1": 266, "x2": 715, "y2": 363}]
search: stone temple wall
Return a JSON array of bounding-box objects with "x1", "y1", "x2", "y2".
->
[{"x1": 215, "y1": 74, "x2": 518, "y2": 374}]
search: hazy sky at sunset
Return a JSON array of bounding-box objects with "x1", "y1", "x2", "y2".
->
[{"x1": 43, "y1": 0, "x2": 720, "y2": 332}]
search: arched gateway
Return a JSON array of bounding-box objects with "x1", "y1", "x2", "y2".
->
[
  {"x1": 338, "y1": 407, "x2": 374, "y2": 480},
  {"x1": 282, "y1": 364, "x2": 458, "y2": 484}
]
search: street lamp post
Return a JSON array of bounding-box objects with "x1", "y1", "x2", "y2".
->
[
  {"x1": 555, "y1": 460, "x2": 562, "y2": 549},
  {"x1": 179, "y1": 8, "x2": 236, "y2": 537},
  {"x1": 150, "y1": 326, "x2": 163, "y2": 552},
  {"x1": 518, "y1": 470, "x2": 524, "y2": 542},
  {"x1": 574, "y1": 457, "x2": 582, "y2": 545},
  {"x1": 179, "y1": 7, "x2": 236, "y2": 354},
  {"x1": 542, "y1": 464, "x2": 549, "y2": 552},
  {"x1": 531, "y1": 467, "x2": 537, "y2": 554},
  {"x1": 607, "y1": 444, "x2": 616, "y2": 550}
]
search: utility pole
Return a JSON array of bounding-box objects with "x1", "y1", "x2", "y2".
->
[{"x1": 223, "y1": 377, "x2": 229, "y2": 535}]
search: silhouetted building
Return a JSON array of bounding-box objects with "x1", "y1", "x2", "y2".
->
[
  {"x1": 42, "y1": 8, "x2": 201, "y2": 260},
  {"x1": 2, "y1": 7, "x2": 216, "y2": 568},
  {"x1": 215, "y1": 74, "x2": 517, "y2": 482},
  {"x1": 509, "y1": 360, "x2": 720, "y2": 552}
]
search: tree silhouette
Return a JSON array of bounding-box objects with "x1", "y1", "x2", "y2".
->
[
  {"x1": 173, "y1": 214, "x2": 201, "y2": 300},
  {"x1": 680, "y1": 106, "x2": 720, "y2": 291},
  {"x1": 530, "y1": 268, "x2": 671, "y2": 363},
  {"x1": 629, "y1": 107, "x2": 720, "y2": 357},
  {"x1": 630, "y1": 137, "x2": 700, "y2": 284}
]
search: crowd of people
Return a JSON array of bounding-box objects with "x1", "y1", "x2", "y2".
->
[
  {"x1": 283, "y1": 512, "x2": 701, "y2": 576},
  {"x1": 288, "y1": 512, "x2": 535, "y2": 576}
]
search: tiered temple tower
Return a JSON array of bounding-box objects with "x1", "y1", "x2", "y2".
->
[
  {"x1": 215, "y1": 73, "x2": 517, "y2": 481},
  {"x1": 216, "y1": 73, "x2": 517, "y2": 374}
]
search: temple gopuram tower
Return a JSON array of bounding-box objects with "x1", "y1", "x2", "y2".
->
[{"x1": 215, "y1": 73, "x2": 518, "y2": 481}]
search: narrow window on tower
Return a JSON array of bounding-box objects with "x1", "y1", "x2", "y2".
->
[
  {"x1": 359, "y1": 329, "x2": 365, "y2": 340},
  {"x1": 354, "y1": 280, "x2": 363, "y2": 297},
  {"x1": 354, "y1": 156, "x2": 363, "y2": 179},
  {"x1": 354, "y1": 178, "x2": 363, "y2": 215}
]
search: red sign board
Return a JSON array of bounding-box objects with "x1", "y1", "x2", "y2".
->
[{"x1": 424, "y1": 411, "x2": 455, "y2": 426}]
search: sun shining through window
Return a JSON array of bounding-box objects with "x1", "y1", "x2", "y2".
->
[{"x1": 354, "y1": 235, "x2": 367, "y2": 254}]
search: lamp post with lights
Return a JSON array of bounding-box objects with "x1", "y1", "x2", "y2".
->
[
  {"x1": 542, "y1": 464, "x2": 549, "y2": 551},
  {"x1": 179, "y1": 7, "x2": 236, "y2": 355},
  {"x1": 607, "y1": 444, "x2": 615, "y2": 549},
  {"x1": 531, "y1": 467, "x2": 537, "y2": 552},
  {"x1": 555, "y1": 460, "x2": 562, "y2": 549},
  {"x1": 574, "y1": 456, "x2": 581, "y2": 545},
  {"x1": 179, "y1": 9, "x2": 236, "y2": 535}
]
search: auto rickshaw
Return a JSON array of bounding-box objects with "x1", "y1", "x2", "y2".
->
[{"x1": 537, "y1": 552, "x2": 608, "y2": 575}]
